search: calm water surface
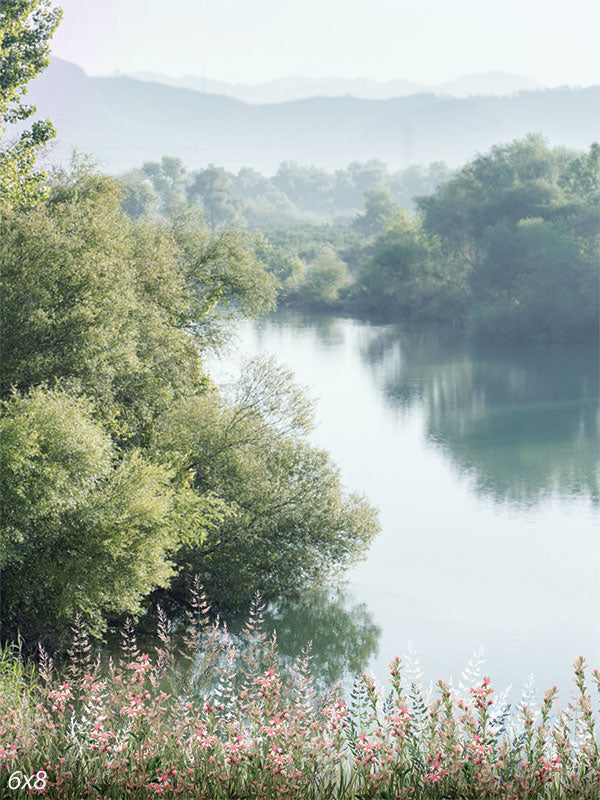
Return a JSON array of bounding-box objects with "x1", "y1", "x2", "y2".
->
[{"x1": 209, "y1": 311, "x2": 599, "y2": 700}]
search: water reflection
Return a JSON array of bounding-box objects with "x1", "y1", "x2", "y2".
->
[
  {"x1": 214, "y1": 312, "x2": 599, "y2": 698},
  {"x1": 359, "y1": 324, "x2": 599, "y2": 505},
  {"x1": 252, "y1": 310, "x2": 346, "y2": 348},
  {"x1": 263, "y1": 587, "x2": 380, "y2": 687}
]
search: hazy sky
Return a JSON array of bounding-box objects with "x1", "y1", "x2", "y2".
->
[{"x1": 49, "y1": 0, "x2": 599, "y2": 86}]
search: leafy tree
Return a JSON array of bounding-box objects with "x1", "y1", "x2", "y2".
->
[
  {"x1": 153, "y1": 358, "x2": 379, "y2": 608},
  {"x1": 356, "y1": 210, "x2": 448, "y2": 317},
  {"x1": 347, "y1": 160, "x2": 388, "y2": 195},
  {"x1": 468, "y1": 216, "x2": 598, "y2": 342},
  {"x1": 0, "y1": 165, "x2": 276, "y2": 444},
  {"x1": 352, "y1": 187, "x2": 397, "y2": 236},
  {"x1": 253, "y1": 235, "x2": 306, "y2": 299},
  {"x1": 1, "y1": 164, "x2": 378, "y2": 644},
  {"x1": 387, "y1": 161, "x2": 452, "y2": 211},
  {"x1": 0, "y1": 387, "x2": 219, "y2": 643},
  {"x1": 233, "y1": 167, "x2": 302, "y2": 228},
  {"x1": 170, "y1": 205, "x2": 277, "y2": 347},
  {"x1": 187, "y1": 165, "x2": 243, "y2": 230},
  {"x1": 417, "y1": 136, "x2": 599, "y2": 340},
  {"x1": 272, "y1": 161, "x2": 335, "y2": 215},
  {"x1": 418, "y1": 135, "x2": 565, "y2": 268},
  {"x1": 0, "y1": 0, "x2": 62, "y2": 206},
  {"x1": 119, "y1": 169, "x2": 158, "y2": 219},
  {"x1": 297, "y1": 246, "x2": 348, "y2": 306},
  {"x1": 141, "y1": 156, "x2": 187, "y2": 213}
]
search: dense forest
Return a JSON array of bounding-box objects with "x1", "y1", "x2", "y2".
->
[{"x1": 122, "y1": 138, "x2": 599, "y2": 343}]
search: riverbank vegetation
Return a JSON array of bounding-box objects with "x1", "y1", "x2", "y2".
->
[
  {"x1": 123, "y1": 136, "x2": 599, "y2": 344},
  {"x1": 0, "y1": 163, "x2": 378, "y2": 646},
  {"x1": 0, "y1": 1, "x2": 378, "y2": 648},
  {"x1": 1, "y1": 599, "x2": 599, "y2": 799}
]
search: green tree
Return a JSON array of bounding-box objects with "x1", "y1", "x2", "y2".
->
[
  {"x1": 356, "y1": 210, "x2": 466, "y2": 319},
  {"x1": 1, "y1": 165, "x2": 378, "y2": 645},
  {"x1": 297, "y1": 245, "x2": 348, "y2": 306},
  {"x1": 468, "y1": 216, "x2": 598, "y2": 342},
  {"x1": 0, "y1": 0, "x2": 62, "y2": 206},
  {"x1": 153, "y1": 358, "x2": 379, "y2": 608},
  {"x1": 187, "y1": 165, "x2": 243, "y2": 230},
  {"x1": 352, "y1": 187, "x2": 397, "y2": 236},
  {"x1": 141, "y1": 156, "x2": 188, "y2": 213},
  {"x1": 0, "y1": 387, "x2": 219, "y2": 643},
  {"x1": 417, "y1": 136, "x2": 599, "y2": 340},
  {"x1": 0, "y1": 165, "x2": 276, "y2": 444},
  {"x1": 119, "y1": 169, "x2": 158, "y2": 220},
  {"x1": 253, "y1": 235, "x2": 306, "y2": 300},
  {"x1": 418, "y1": 135, "x2": 565, "y2": 269}
]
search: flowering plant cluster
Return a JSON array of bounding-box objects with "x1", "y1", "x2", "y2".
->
[{"x1": 1, "y1": 583, "x2": 598, "y2": 799}]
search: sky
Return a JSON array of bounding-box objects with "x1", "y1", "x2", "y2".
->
[{"x1": 49, "y1": 0, "x2": 600, "y2": 87}]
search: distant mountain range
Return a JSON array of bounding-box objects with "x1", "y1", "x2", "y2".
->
[
  {"x1": 22, "y1": 58, "x2": 599, "y2": 174},
  {"x1": 126, "y1": 71, "x2": 545, "y2": 104}
]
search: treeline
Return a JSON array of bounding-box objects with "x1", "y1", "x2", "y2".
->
[
  {"x1": 121, "y1": 158, "x2": 452, "y2": 227},
  {"x1": 122, "y1": 136, "x2": 599, "y2": 343},
  {"x1": 276, "y1": 137, "x2": 599, "y2": 342},
  {"x1": 345, "y1": 136, "x2": 599, "y2": 342},
  {"x1": 0, "y1": 3, "x2": 378, "y2": 648}
]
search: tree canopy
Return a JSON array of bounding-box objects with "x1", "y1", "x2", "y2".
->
[
  {"x1": 154, "y1": 358, "x2": 378, "y2": 608},
  {"x1": 0, "y1": 387, "x2": 219, "y2": 642},
  {"x1": 0, "y1": 161, "x2": 379, "y2": 644},
  {"x1": 0, "y1": 0, "x2": 62, "y2": 205}
]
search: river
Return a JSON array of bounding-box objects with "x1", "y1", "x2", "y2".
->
[{"x1": 208, "y1": 311, "x2": 599, "y2": 703}]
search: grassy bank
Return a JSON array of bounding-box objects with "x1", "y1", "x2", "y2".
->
[{"x1": 1, "y1": 588, "x2": 598, "y2": 799}]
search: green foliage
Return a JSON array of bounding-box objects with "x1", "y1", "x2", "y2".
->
[
  {"x1": 357, "y1": 210, "x2": 437, "y2": 316},
  {"x1": 352, "y1": 187, "x2": 396, "y2": 236},
  {"x1": 419, "y1": 135, "x2": 567, "y2": 252},
  {"x1": 3, "y1": 626, "x2": 597, "y2": 799},
  {"x1": 154, "y1": 357, "x2": 379, "y2": 608},
  {"x1": 1, "y1": 163, "x2": 377, "y2": 644},
  {"x1": 0, "y1": 387, "x2": 218, "y2": 641},
  {"x1": 423, "y1": 136, "x2": 599, "y2": 342},
  {"x1": 0, "y1": 164, "x2": 276, "y2": 444},
  {"x1": 296, "y1": 245, "x2": 348, "y2": 306},
  {"x1": 140, "y1": 155, "x2": 187, "y2": 213},
  {"x1": 187, "y1": 164, "x2": 243, "y2": 230},
  {"x1": 468, "y1": 216, "x2": 597, "y2": 342},
  {"x1": 253, "y1": 235, "x2": 306, "y2": 299},
  {"x1": 120, "y1": 169, "x2": 158, "y2": 220},
  {"x1": 170, "y1": 205, "x2": 277, "y2": 331},
  {"x1": 0, "y1": 0, "x2": 62, "y2": 206},
  {"x1": 119, "y1": 158, "x2": 452, "y2": 228},
  {"x1": 349, "y1": 135, "x2": 600, "y2": 340}
]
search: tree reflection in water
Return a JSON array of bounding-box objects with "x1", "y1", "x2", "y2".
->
[{"x1": 359, "y1": 323, "x2": 598, "y2": 505}]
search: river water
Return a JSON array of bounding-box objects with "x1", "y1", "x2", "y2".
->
[{"x1": 208, "y1": 311, "x2": 599, "y2": 702}]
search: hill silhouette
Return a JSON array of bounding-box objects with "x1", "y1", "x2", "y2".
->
[{"x1": 22, "y1": 58, "x2": 600, "y2": 173}]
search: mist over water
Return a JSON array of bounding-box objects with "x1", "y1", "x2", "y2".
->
[{"x1": 209, "y1": 311, "x2": 599, "y2": 700}]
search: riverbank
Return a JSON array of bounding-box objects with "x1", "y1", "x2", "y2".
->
[{"x1": 1, "y1": 602, "x2": 598, "y2": 800}]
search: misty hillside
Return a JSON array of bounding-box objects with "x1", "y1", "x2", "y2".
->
[
  {"x1": 25, "y1": 58, "x2": 599, "y2": 173},
  {"x1": 126, "y1": 70, "x2": 543, "y2": 104}
]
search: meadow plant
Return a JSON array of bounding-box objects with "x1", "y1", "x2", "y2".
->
[{"x1": 0, "y1": 585, "x2": 598, "y2": 799}]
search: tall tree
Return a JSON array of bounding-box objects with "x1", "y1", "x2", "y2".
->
[
  {"x1": 0, "y1": 0, "x2": 62, "y2": 206},
  {"x1": 187, "y1": 165, "x2": 243, "y2": 230}
]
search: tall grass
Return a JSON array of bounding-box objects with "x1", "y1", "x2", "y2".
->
[{"x1": 1, "y1": 583, "x2": 598, "y2": 798}]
